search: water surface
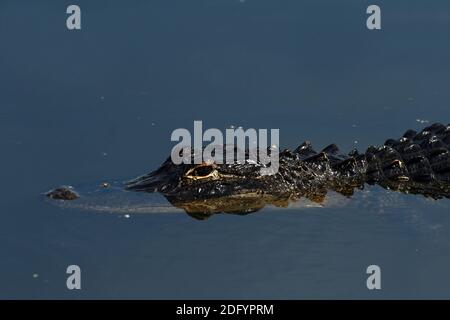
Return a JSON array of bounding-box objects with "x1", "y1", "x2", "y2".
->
[{"x1": 1, "y1": 0, "x2": 450, "y2": 299}]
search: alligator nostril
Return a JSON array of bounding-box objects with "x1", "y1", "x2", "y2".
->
[{"x1": 46, "y1": 186, "x2": 79, "y2": 200}]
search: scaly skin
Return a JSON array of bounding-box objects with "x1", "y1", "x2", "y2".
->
[{"x1": 47, "y1": 123, "x2": 450, "y2": 216}]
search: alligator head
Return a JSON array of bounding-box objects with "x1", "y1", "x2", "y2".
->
[
  {"x1": 120, "y1": 144, "x2": 338, "y2": 218},
  {"x1": 124, "y1": 147, "x2": 303, "y2": 217}
]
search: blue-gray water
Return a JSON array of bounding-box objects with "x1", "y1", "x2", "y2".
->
[{"x1": 1, "y1": 0, "x2": 450, "y2": 299}]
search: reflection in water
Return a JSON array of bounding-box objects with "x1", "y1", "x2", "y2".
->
[
  {"x1": 46, "y1": 180, "x2": 343, "y2": 219},
  {"x1": 46, "y1": 178, "x2": 450, "y2": 222}
]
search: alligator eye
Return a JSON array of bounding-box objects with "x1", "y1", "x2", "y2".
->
[{"x1": 185, "y1": 165, "x2": 216, "y2": 179}]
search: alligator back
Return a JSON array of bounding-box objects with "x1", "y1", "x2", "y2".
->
[
  {"x1": 365, "y1": 122, "x2": 450, "y2": 198},
  {"x1": 298, "y1": 123, "x2": 450, "y2": 200}
]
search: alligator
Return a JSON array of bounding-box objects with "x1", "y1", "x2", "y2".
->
[{"x1": 47, "y1": 123, "x2": 450, "y2": 219}]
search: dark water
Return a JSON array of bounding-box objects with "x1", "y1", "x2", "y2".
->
[{"x1": 1, "y1": 0, "x2": 450, "y2": 299}]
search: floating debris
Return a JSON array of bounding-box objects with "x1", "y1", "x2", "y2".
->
[
  {"x1": 416, "y1": 119, "x2": 430, "y2": 124},
  {"x1": 100, "y1": 182, "x2": 109, "y2": 188}
]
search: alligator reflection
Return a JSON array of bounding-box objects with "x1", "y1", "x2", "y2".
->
[
  {"x1": 164, "y1": 179, "x2": 450, "y2": 220},
  {"x1": 166, "y1": 194, "x2": 295, "y2": 220}
]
